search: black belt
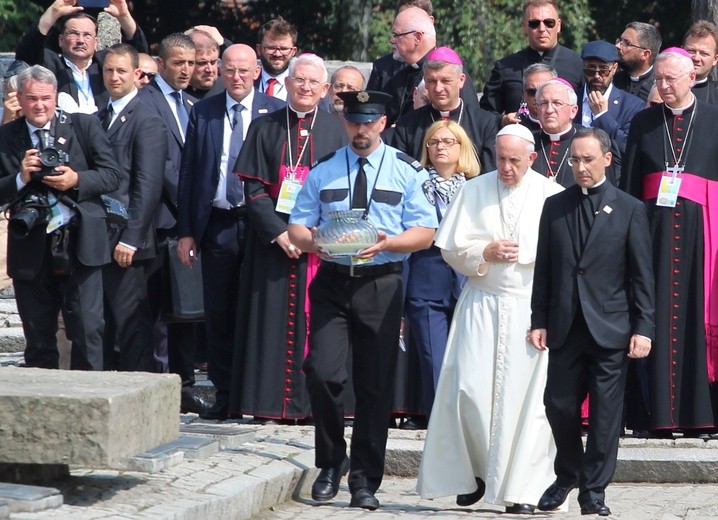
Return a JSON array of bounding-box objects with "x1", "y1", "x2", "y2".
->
[
  {"x1": 322, "y1": 261, "x2": 402, "y2": 278},
  {"x1": 211, "y1": 205, "x2": 247, "y2": 218}
]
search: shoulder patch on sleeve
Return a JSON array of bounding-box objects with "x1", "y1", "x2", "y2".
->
[
  {"x1": 312, "y1": 150, "x2": 337, "y2": 168},
  {"x1": 396, "y1": 152, "x2": 423, "y2": 172}
]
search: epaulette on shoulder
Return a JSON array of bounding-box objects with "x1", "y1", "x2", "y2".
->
[
  {"x1": 312, "y1": 150, "x2": 337, "y2": 168},
  {"x1": 396, "y1": 152, "x2": 423, "y2": 172}
]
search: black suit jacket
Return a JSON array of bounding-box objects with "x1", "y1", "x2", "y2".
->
[
  {"x1": 0, "y1": 113, "x2": 122, "y2": 280},
  {"x1": 531, "y1": 182, "x2": 655, "y2": 350},
  {"x1": 15, "y1": 22, "x2": 149, "y2": 109},
  {"x1": 99, "y1": 95, "x2": 167, "y2": 261},
  {"x1": 177, "y1": 91, "x2": 284, "y2": 244},
  {"x1": 480, "y1": 44, "x2": 583, "y2": 116},
  {"x1": 137, "y1": 80, "x2": 196, "y2": 231}
]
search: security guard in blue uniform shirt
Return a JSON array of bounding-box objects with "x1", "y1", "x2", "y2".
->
[{"x1": 289, "y1": 90, "x2": 437, "y2": 511}]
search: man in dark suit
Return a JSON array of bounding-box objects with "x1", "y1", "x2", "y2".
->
[
  {"x1": 99, "y1": 44, "x2": 166, "y2": 372},
  {"x1": 137, "y1": 33, "x2": 206, "y2": 413},
  {"x1": 684, "y1": 21, "x2": 718, "y2": 105},
  {"x1": 481, "y1": 0, "x2": 583, "y2": 124},
  {"x1": 614, "y1": 22, "x2": 662, "y2": 102},
  {"x1": 576, "y1": 40, "x2": 644, "y2": 154},
  {"x1": 0, "y1": 65, "x2": 121, "y2": 370},
  {"x1": 177, "y1": 44, "x2": 283, "y2": 420},
  {"x1": 15, "y1": 0, "x2": 148, "y2": 114},
  {"x1": 529, "y1": 127, "x2": 654, "y2": 517}
]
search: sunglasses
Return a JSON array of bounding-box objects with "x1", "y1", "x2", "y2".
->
[
  {"x1": 583, "y1": 67, "x2": 613, "y2": 78},
  {"x1": 525, "y1": 88, "x2": 538, "y2": 96},
  {"x1": 139, "y1": 71, "x2": 156, "y2": 81},
  {"x1": 527, "y1": 18, "x2": 557, "y2": 29}
]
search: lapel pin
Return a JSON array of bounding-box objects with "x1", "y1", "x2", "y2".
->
[
  {"x1": 259, "y1": 108, "x2": 268, "y2": 114},
  {"x1": 613, "y1": 99, "x2": 618, "y2": 104},
  {"x1": 120, "y1": 116, "x2": 126, "y2": 123},
  {"x1": 603, "y1": 205, "x2": 613, "y2": 214},
  {"x1": 57, "y1": 137, "x2": 66, "y2": 145}
]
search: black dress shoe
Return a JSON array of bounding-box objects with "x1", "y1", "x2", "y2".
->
[
  {"x1": 311, "y1": 456, "x2": 350, "y2": 501},
  {"x1": 537, "y1": 480, "x2": 576, "y2": 511},
  {"x1": 505, "y1": 503, "x2": 535, "y2": 514},
  {"x1": 349, "y1": 487, "x2": 379, "y2": 510},
  {"x1": 580, "y1": 498, "x2": 611, "y2": 516},
  {"x1": 180, "y1": 387, "x2": 210, "y2": 414},
  {"x1": 399, "y1": 416, "x2": 427, "y2": 430},
  {"x1": 199, "y1": 394, "x2": 229, "y2": 420},
  {"x1": 456, "y1": 477, "x2": 485, "y2": 506}
]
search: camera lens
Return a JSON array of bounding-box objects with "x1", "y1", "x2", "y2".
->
[{"x1": 9, "y1": 208, "x2": 40, "y2": 239}]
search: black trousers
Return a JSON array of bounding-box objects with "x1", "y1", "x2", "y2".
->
[
  {"x1": 200, "y1": 211, "x2": 246, "y2": 396},
  {"x1": 304, "y1": 264, "x2": 403, "y2": 494},
  {"x1": 102, "y1": 258, "x2": 155, "y2": 372},
  {"x1": 544, "y1": 309, "x2": 629, "y2": 505},
  {"x1": 15, "y1": 242, "x2": 103, "y2": 371}
]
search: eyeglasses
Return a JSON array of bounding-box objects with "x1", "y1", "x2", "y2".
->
[
  {"x1": 527, "y1": 19, "x2": 557, "y2": 30},
  {"x1": 223, "y1": 68, "x2": 253, "y2": 78},
  {"x1": 426, "y1": 138, "x2": 459, "y2": 148},
  {"x1": 389, "y1": 30, "x2": 417, "y2": 42},
  {"x1": 139, "y1": 71, "x2": 156, "y2": 81},
  {"x1": 653, "y1": 72, "x2": 691, "y2": 86},
  {"x1": 567, "y1": 156, "x2": 599, "y2": 167},
  {"x1": 615, "y1": 37, "x2": 647, "y2": 51},
  {"x1": 583, "y1": 67, "x2": 613, "y2": 77},
  {"x1": 63, "y1": 30, "x2": 96, "y2": 41},
  {"x1": 332, "y1": 82, "x2": 360, "y2": 92},
  {"x1": 537, "y1": 100, "x2": 569, "y2": 110},
  {"x1": 289, "y1": 76, "x2": 323, "y2": 90},
  {"x1": 262, "y1": 45, "x2": 295, "y2": 55},
  {"x1": 524, "y1": 88, "x2": 538, "y2": 96}
]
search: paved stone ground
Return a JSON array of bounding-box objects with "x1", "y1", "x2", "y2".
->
[{"x1": 255, "y1": 480, "x2": 718, "y2": 520}]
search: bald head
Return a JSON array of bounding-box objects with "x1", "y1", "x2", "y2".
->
[
  {"x1": 391, "y1": 7, "x2": 436, "y2": 64},
  {"x1": 222, "y1": 44, "x2": 261, "y2": 102}
]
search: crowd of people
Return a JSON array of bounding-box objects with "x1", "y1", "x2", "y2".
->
[{"x1": 2, "y1": 0, "x2": 718, "y2": 514}]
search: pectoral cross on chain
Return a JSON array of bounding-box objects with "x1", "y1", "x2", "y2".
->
[{"x1": 666, "y1": 163, "x2": 684, "y2": 178}]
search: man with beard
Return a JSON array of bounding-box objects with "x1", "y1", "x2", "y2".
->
[
  {"x1": 390, "y1": 46, "x2": 497, "y2": 172},
  {"x1": 15, "y1": 0, "x2": 148, "y2": 114},
  {"x1": 289, "y1": 91, "x2": 437, "y2": 511},
  {"x1": 621, "y1": 48, "x2": 718, "y2": 438},
  {"x1": 683, "y1": 21, "x2": 718, "y2": 105},
  {"x1": 254, "y1": 17, "x2": 297, "y2": 102},
  {"x1": 367, "y1": 6, "x2": 479, "y2": 126},
  {"x1": 533, "y1": 78, "x2": 621, "y2": 187},
  {"x1": 481, "y1": 0, "x2": 583, "y2": 124},
  {"x1": 577, "y1": 41, "x2": 644, "y2": 154},
  {"x1": 614, "y1": 22, "x2": 662, "y2": 102}
]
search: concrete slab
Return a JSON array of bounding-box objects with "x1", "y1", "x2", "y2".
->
[
  {"x1": 0, "y1": 483, "x2": 62, "y2": 513},
  {"x1": 180, "y1": 423, "x2": 255, "y2": 449},
  {"x1": 0, "y1": 367, "x2": 181, "y2": 467}
]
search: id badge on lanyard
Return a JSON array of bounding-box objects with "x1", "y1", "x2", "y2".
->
[
  {"x1": 276, "y1": 164, "x2": 309, "y2": 214},
  {"x1": 656, "y1": 164, "x2": 683, "y2": 208}
]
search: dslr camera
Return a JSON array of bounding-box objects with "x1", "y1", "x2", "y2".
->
[
  {"x1": 9, "y1": 191, "x2": 52, "y2": 239},
  {"x1": 32, "y1": 143, "x2": 69, "y2": 182}
]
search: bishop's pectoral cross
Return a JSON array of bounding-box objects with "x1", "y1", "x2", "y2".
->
[{"x1": 666, "y1": 163, "x2": 684, "y2": 183}]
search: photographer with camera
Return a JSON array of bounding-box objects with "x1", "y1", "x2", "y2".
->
[{"x1": 0, "y1": 65, "x2": 122, "y2": 370}]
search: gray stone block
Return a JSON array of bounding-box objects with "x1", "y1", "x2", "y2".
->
[
  {"x1": 180, "y1": 423, "x2": 255, "y2": 449},
  {"x1": 120, "y1": 449, "x2": 184, "y2": 474},
  {"x1": 385, "y1": 438, "x2": 423, "y2": 477},
  {"x1": 0, "y1": 367, "x2": 181, "y2": 467},
  {"x1": 0, "y1": 328, "x2": 25, "y2": 354},
  {"x1": 615, "y1": 447, "x2": 718, "y2": 483},
  {"x1": 0, "y1": 483, "x2": 63, "y2": 513}
]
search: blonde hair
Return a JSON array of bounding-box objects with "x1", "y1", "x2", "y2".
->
[{"x1": 420, "y1": 120, "x2": 480, "y2": 178}]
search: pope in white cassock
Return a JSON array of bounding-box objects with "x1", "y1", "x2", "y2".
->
[{"x1": 417, "y1": 123, "x2": 564, "y2": 514}]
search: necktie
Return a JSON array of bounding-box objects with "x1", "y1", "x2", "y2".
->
[
  {"x1": 102, "y1": 104, "x2": 114, "y2": 131},
  {"x1": 171, "y1": 91, "x2": 189, "y2": 134},
  {"x1": 352, "y1": 157, "x2": 368, "y2": 209},
  {"x1": 266, "y1": 78, "x2": 279, "y2": 97},
  {"x1": 226, "y1": 104, "x2": 244, "y2": 206},
  {"x1": 35, "y1": 129, "x2": 49, "y2": 149}
]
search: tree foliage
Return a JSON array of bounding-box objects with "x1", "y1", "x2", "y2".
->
[{"x1": 0, "y1": 0, "x2": 43, "y2": 52}]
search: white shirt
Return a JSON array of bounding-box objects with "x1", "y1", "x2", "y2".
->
[
  {"x1": 155, "y1": 74, "x2": 188, "y2": 141},
  {"x1": 105, "y1": 88, "x2": 138, "y2": 130},
  {"x1": 63, "y1": 57, "x2": 97, "y2": 114},
  {"x1": 259, "y1": 69, "x2": 288, "y2": 101}
]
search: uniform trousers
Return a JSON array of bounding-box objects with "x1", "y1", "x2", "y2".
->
[
  {"x1": 544, "y1": 309, "x2": 629, "y2": 505},
  {"x1": 304, "y1": 262, "x2": 403, "y2": 493},
  {"x1": 15, "y1": 232, "x2": 104, "y2": 370}
]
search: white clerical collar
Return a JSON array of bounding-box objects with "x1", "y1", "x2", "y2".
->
[
  {"x1": 630, "y1": 65, "x2": 653, "y2": 81},
  {"x1": 666, "y1": 94, "x2": 696, "y2": 115},
  {"x1": 695, "y1": 77, "x2": 709, "y2": 85},
  {"x1": 581, "y1": 176, "x2": 607, "y2": 195},
  {"x1": 288, "y1": 104, "x2": 316, "y2": 118},
  {"x1": 546, "y1": 126, "x2": 573, "y2": 141}
]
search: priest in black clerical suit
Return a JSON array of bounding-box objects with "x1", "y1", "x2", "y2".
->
[
  {"x1": 621, "y1": 48, "x2": 718, "y2": 434},
  {"x1": 530, "y1": 127, "x2": 654, "y2": 516}
]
